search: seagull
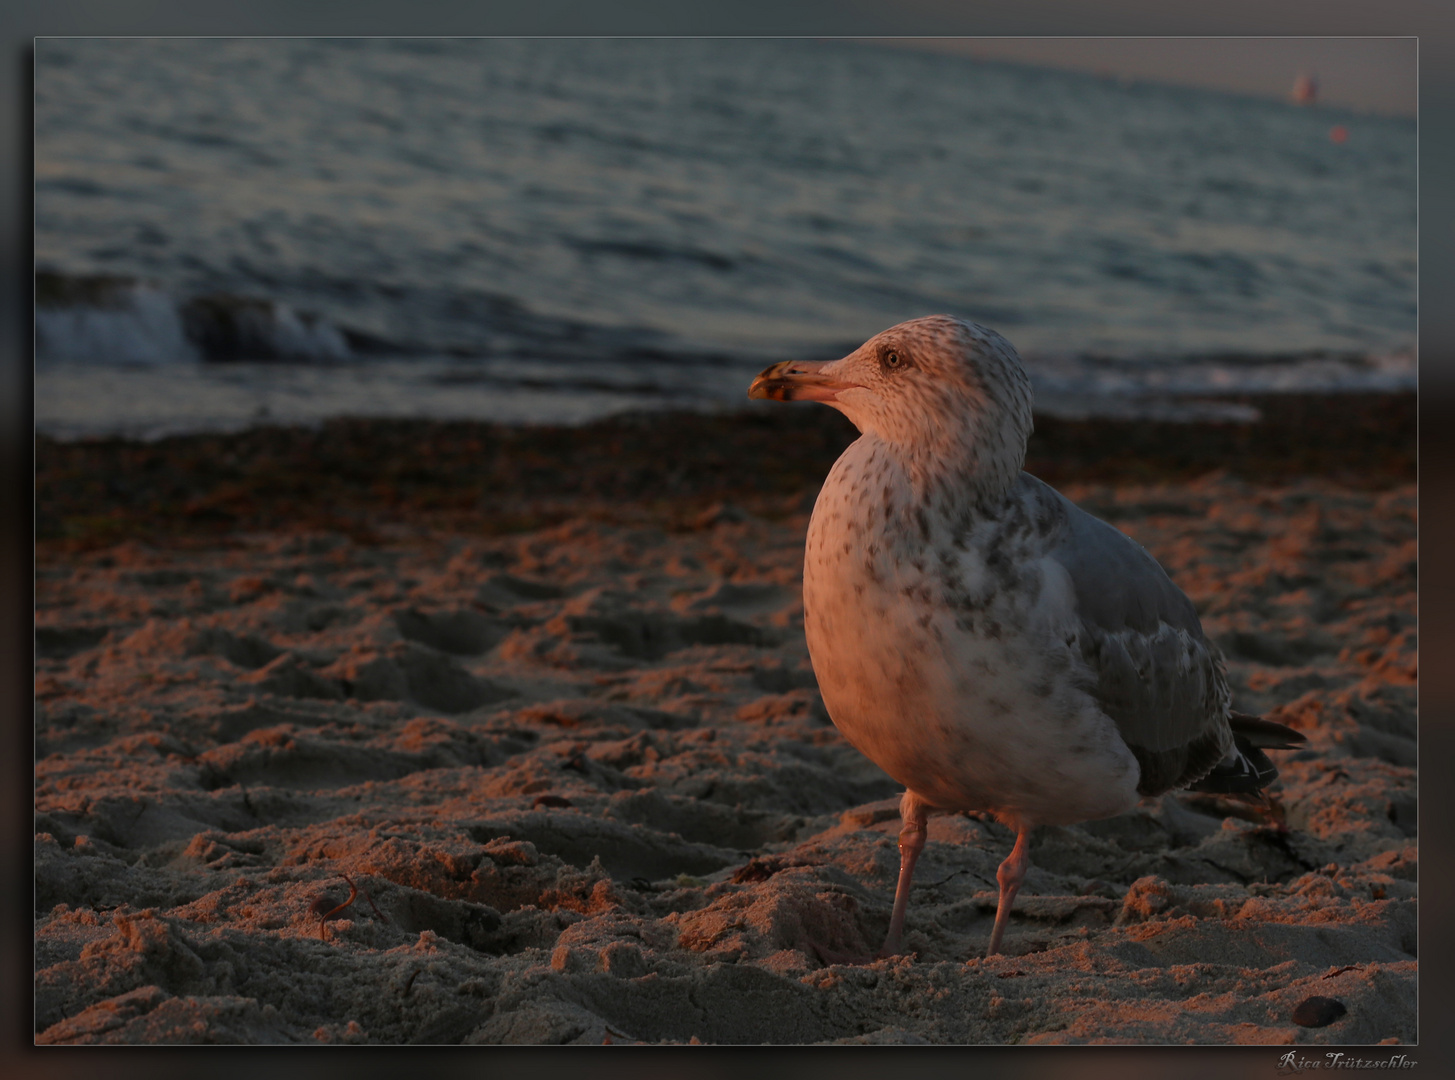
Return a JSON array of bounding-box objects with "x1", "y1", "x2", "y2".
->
[{"x1": 748, "y1": 315, "x2": 1304, "y2": 959}]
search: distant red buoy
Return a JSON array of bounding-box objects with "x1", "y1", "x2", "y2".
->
[{"x1": 1330, "y1": 125, "x2": 1349, "y2": 144}]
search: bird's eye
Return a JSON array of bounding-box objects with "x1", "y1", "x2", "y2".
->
[{"x1": 884, "y1": 350, "x2": 901, "y2": 369}]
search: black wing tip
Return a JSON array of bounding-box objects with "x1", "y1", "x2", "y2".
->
[
  {"x1": 1190, "y1": 718, "x2": 1307, "y2": 796},
  {"x1": 1229, "y1": 711, "x2": 1307, "y2": 750},
  {"x1": 1129, "y1": 716, "x2": 1306, "y2": 800}
]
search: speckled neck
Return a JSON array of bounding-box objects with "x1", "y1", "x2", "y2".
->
[{"x1": 897, "y1": 402, "x2": 1028, "y2": 517}]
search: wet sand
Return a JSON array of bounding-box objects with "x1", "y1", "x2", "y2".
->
[{"x1": 34, "y1": 395, "x2": 1416, "y2": 1044}]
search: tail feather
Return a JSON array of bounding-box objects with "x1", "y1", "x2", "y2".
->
[{"x1": 1189, "y1": 712, "x2": 1306, "y2": 796}]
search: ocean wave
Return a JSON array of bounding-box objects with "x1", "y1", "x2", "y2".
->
[
  {"x1": 36, "y1": 271, "x2": 372, "y2": 364},
  {"x1": 38, "y1": 268, "x2": 1414, "y2": 403},
  {"x1": 36, "y1": 274, "x2": 197, "y2": 365}
]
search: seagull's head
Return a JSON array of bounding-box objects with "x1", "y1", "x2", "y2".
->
[{"x1": 749, "y1": 315, "x2": 1034, "y2": 494}]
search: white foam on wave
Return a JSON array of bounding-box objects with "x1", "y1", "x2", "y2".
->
[
  {"x1": 36, "y1": 347, "x2": 1417, "y2": 443},
  {"x1": 267, "y1": 305, "x2": 352, "y2": 361},
  {"x1": 36, "y1": 279, "x2": 356, "y2": 365},
  {"x1": 34, "y1": 359, "x2": 684, "y2": 441},
  {"x1": 36, "y1": 283, "x2": 198, "y2": 365},
  {"x1": 1025, "y1": 348, "x2": 1416, "y2": 400}
]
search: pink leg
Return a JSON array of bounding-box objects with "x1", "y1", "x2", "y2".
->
[
  {"x1": 877, "y1": 791, "x2": 929, "y2": 958},
  {"x1": 985, "y1": 824, "x2": 1032, "y2": 957}
]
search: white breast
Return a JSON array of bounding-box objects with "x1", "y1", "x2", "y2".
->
[{"x1": 802, "y1": 438, "x2": 1140, "y2": 828}]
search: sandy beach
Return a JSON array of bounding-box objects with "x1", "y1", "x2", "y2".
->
[{"x1": 34, "y1": 396, "x2": 1416, "y2": 1045}]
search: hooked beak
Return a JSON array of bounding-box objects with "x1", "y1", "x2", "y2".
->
[{"x1": 747, "y1": 359, "x2": 861, "y2": 403}]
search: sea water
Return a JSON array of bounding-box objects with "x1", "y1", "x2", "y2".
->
[{"x1": 35, "y1": 37, "x2": 1417, "y2": 439}]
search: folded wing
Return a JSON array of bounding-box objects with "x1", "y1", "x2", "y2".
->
[{"x1": 1038, "y1": 478, "x2": 1233, "y2": 797}]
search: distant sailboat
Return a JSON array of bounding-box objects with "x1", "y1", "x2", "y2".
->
[{"x1": 1291, "y1": 71, "x2": 1319, "y2": 106}]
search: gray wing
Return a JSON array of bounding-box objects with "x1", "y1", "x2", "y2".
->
[{"x1": 1033, "y1": 477, "x2": 1232, "y2": 796}]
